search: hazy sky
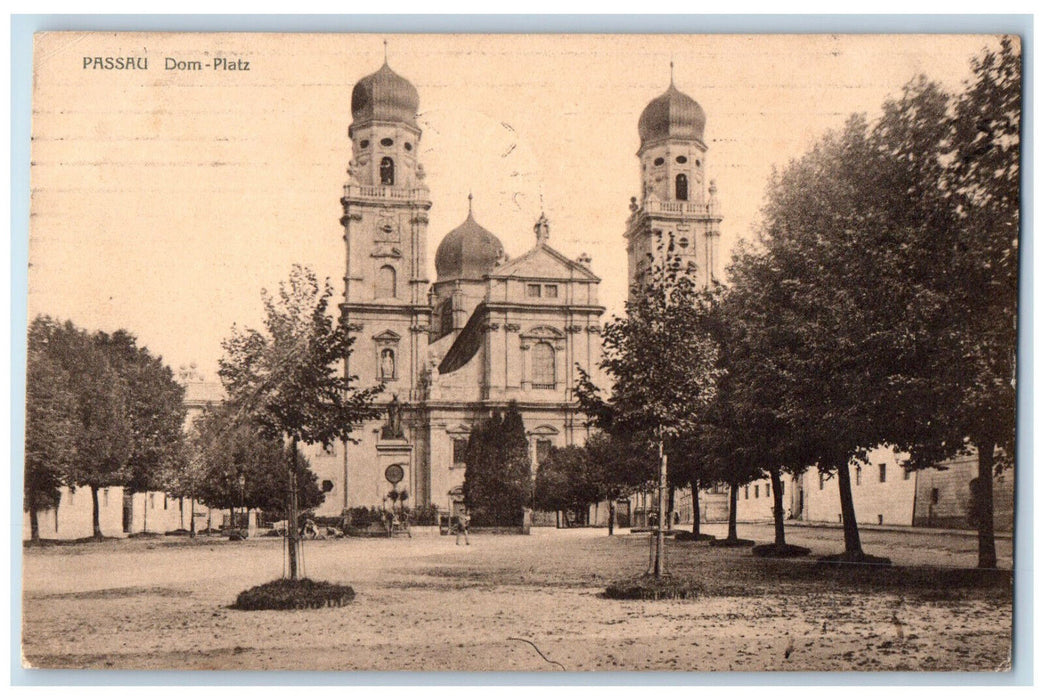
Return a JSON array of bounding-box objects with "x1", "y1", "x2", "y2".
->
[{"x1": 29, "y1": 33, "x2": 1001, "y2": 379}]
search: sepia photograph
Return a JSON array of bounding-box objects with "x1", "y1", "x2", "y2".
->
[{"x1": 20, "y1": 30, "x2": 1019, "y2": 673}]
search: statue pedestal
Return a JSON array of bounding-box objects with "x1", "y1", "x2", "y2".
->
[{"x1": 377, "y1": 438, "x2": 413, "y2": 497}]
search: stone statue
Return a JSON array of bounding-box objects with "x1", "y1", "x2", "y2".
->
[
  {"x1": 380, "y1": 348, "x2": 395, "y2": 379},
  {"x1": 382, "y1": 394, "x2": 404, "y2": 440}
]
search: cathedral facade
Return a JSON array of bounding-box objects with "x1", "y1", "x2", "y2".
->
[{"x1": 306, "y1": 59, "x2": 611, "y2": 516}]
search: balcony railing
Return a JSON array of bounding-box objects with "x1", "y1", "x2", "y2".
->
[
  {"x1": 532, "y1": 383, "x2": 556, "y2": 390},
  {"x1": 342, "y1": 184, "x2": 430, "y2": 201},
  {"x1": 642, "y1": 200, "x2": 721, "y2": 218}
]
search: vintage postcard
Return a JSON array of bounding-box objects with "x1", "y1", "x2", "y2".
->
[{"x1": 22, "y1": 32, "x2": 1018, "y2": 672}]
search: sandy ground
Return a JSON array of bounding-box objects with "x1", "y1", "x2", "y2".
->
[{"x1": 21, "y1": 524, "x2": 1013, "y2": 672}]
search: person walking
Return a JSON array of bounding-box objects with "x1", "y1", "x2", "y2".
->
[{"x1": 455, "y1": 510, "x2": 471, "y2": 546}]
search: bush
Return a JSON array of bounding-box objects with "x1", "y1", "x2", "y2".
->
[
  {"x1": 708, "y1": 537, "x2": 756, "y2": 548},
  {"x1": 751, "y1": 543, "x2": 811, "y2": 558},
  {"x1": 408, "y1": 504, "x2": 439, "y2": 526},
  {"x1": 231, "y1": 578, "x2": 356, "y2": 610},
  {"x1": 345, "y1": 506, "x2": 385, "y2": 528},
  {"x1": 165, "y1": 528, "x2": 191, "y2": 536},
  {"x1": 673, "y1": 531, "x2": 716, "y2": 542},
  {"x1": 605, "y1": 574, "x2": 704, "y2": 600}
]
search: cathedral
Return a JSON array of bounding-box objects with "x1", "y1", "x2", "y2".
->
[{"x1": 305, "y1": 57, "x2": 721, "y2": 519}]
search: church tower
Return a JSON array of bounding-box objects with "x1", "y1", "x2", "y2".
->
[
  {"x1": 340, "y1": 56, "x2": 432, "y2": 402},
  {"x1": 625, "y1": 68, "x2": 722, "y2": 292}
]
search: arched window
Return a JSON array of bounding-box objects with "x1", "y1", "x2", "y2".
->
[
  {"x1": 675, "y1": 173, "x2": 688, "y2": 201},
  {"x1": 380, "y1": 157, "x2": 395, "y2": 186},
  {"x1": 531, "y1": 342, "x2": 555, "y2": 389},
  {"x1": 375, "y1": 265, "x2": 396, "y2": 298}
]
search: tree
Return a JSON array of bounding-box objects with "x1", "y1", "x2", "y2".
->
[
  {"x1": 49, "y1": 321, "x2": 133, "y2": 539},
  {"x1": 931, "y1": 38, "x2": 1020, "y2": 568},
  {"x1": 728, "y1": 39, "x2": 1019, "y2": 565},
  {"x1": 584, "y1": 431, "x2": 653, "y2": 535},
  {"x1": 95, "y1": 330, "x2": 187, "y2": 533},
  {"x1": 24, "y1": 316, "x2": 76, "y2": 542},
  {"x1": 219, "y1": 264, "x2": 381, "y2": 578},
  {"x1": 576, "y1": 239, "x2": 721, "y2": 577},
  {"x1": 533, "y1": 445, "x2": 600, "y2": 526},
  {"x1": 463, "y1": 402, "x2": 533, "y2": 527}
]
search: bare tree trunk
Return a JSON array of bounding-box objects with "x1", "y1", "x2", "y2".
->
[
  {"x1": 179, "y1": 496, "x2": 184, "y2": 530},
  {"x1": 727, "y1": 480, "x2": 739, "y2": 541},
  {"x1": 690, "y1": 482, "x2": 701, "y2": 537},
  {"x1": 608, "y1": 500, "x2": 615, "y2": 536},
  {"x1": 653, "y1": 432, "x2": 667, "y2": 579},
  {"x1": 28, "y1": 490, "x2": 40, "y2": 543},
  {"x1": 91, "y1": 485, "x2": 103, "y2": 540},
  {"x1": 975, "y1": 440, "x2": 998, "y2": 569},
  {"x1": 769, "y1": 466, "x2": 787, "y2": 547},
  {"x1": 189, "y1": 497, "x2": 196, "y2": 537},
  {"x1": 835, "y1": 463, "x2": 863, "y2": 556},
  {"x1": 287, "y1": 439, "x2": 300, "y2": 580}
]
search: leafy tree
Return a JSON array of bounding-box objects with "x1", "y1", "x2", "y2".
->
[
  {"x1": 533, "y1": 445, "x2": 600, "y2": 526},
  {"x1": 463, "y1": 401, "x2": 533, "y2": 527},
  {"x1": 576, "y1": 239, "x2": 721, "y2": 576},
  {"x1": 48, "y1": 321, "x2": 133, "y2": 539},
  {"x1": 584, "y1": 431, "x2": 653, "y2": 535},
  {"x1": 219, "y1": 264, "x2": 381, "y2": 577},
  {"x1": 729, "y1": 39, "x2": 1019, "y2": 565},
  {"x1": 929, "y1": 38, "x2": 1020, "y2": 568},
  {"x1": 95, "y1": 330, "x2": 187, "y2": 532},
  {"x1": 24, "y1": 316, "x2": 77, "y2": 542},
  {"x1": 193, "y1": 404, "x2": 322, "y2": 530}
]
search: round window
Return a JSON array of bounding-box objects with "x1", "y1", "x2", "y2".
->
[
  {"x1": 359, "y1": 139, "x2": 370, "y2": 149},
  {"x1": 676, "y1": 155, "x2": 688, "y2": 164},
  {"x1": 404, "y1": 142, "x2": 412, "y2": 151},
  {"x1": 653, "y1": 157, "x2": 665, "y2": 166},
  {"x1": 380, "y1": 137, "x2": 394, "y2": 147},
  {"x1": 678, "y1": 237, "x2": 690, "y2": 249}
]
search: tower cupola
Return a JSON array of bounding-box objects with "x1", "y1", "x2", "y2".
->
[{"x1": 350, "y1": 60, "x2": 420, "y2": 129}]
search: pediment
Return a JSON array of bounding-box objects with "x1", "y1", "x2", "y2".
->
[
  {"x1": 491, "y1": 244, "x2": 599, "y2": 282},
  {"x1": 373, "y1": 329, "x2": 401, "y2": 342}
]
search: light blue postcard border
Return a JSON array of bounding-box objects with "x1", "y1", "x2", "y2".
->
[{"x1": 9, "y1": 13, "x2": 1034, "y2": 687}]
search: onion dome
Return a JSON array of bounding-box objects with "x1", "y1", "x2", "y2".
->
[
  {"x1": 435, "y1": 199, "x2": 505, "y2": 282},
  {"x1": 351, "y1": 60, "x2": 419, "y2": 128},
  {"x1": 638, "y1": 82, "x2": 706, "y2": 146}
]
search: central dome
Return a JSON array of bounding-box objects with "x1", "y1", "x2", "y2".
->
[
  {"x1": 638, "y1": 83, "x2": 706, "y2": 146},
  {"x1": 435, "y1": 210, "x2": 505, "y2": 282},
  {"x1": 351, "y1": 61, "x2": 419, "y2": 128}
]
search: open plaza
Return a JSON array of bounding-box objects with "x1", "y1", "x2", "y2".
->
[{"x1": 22, "y1": 525, "x2": 1012, "y2": 672}]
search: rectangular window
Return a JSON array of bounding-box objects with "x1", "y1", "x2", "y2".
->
[
  {"x1": 536, "y1": 439, "x2": 553, "y2": 465},
  {"x1": 452, "y1": 437, "x2": 468, "y2": 467},
  {"x1": 754, "y1": 485, "x2": 759, "y2": 498},
  {"x1": 102, "y1": 488, "x2": 109, "y2": 507},
  {"x1": 543, "y1": 284, "x2": 558, "y2": 298},
  {"x1": 903, "y1": 467, "x2": 911, "y2": 481},
  {"x1": 855, "y1": 466, "x2": 862, "y2": 486},
  {"x1": 526, "y1": 284, "x2": 541, "y2": 298},
  {"x1": 744, "y1": 485, "x2": 749, "y2": 500},
  {"x1": 68, "y1": 489, "x2": 74, "y2": 506},
  {"x1": 780, "y1": 481, "x2": 785, "y2": 495},
  {"x1": 930, "y1": 487, "x2": 940, "y2": 505},
  {"x1": 819, "y1": 473, "x2": 824, "y2": 490},
  {"x1": 879, "y1": 464, "x2": 887, "y2": 483},
  {"x1": 149, "y1": 493, "x2": 155, "y2": 509}
]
